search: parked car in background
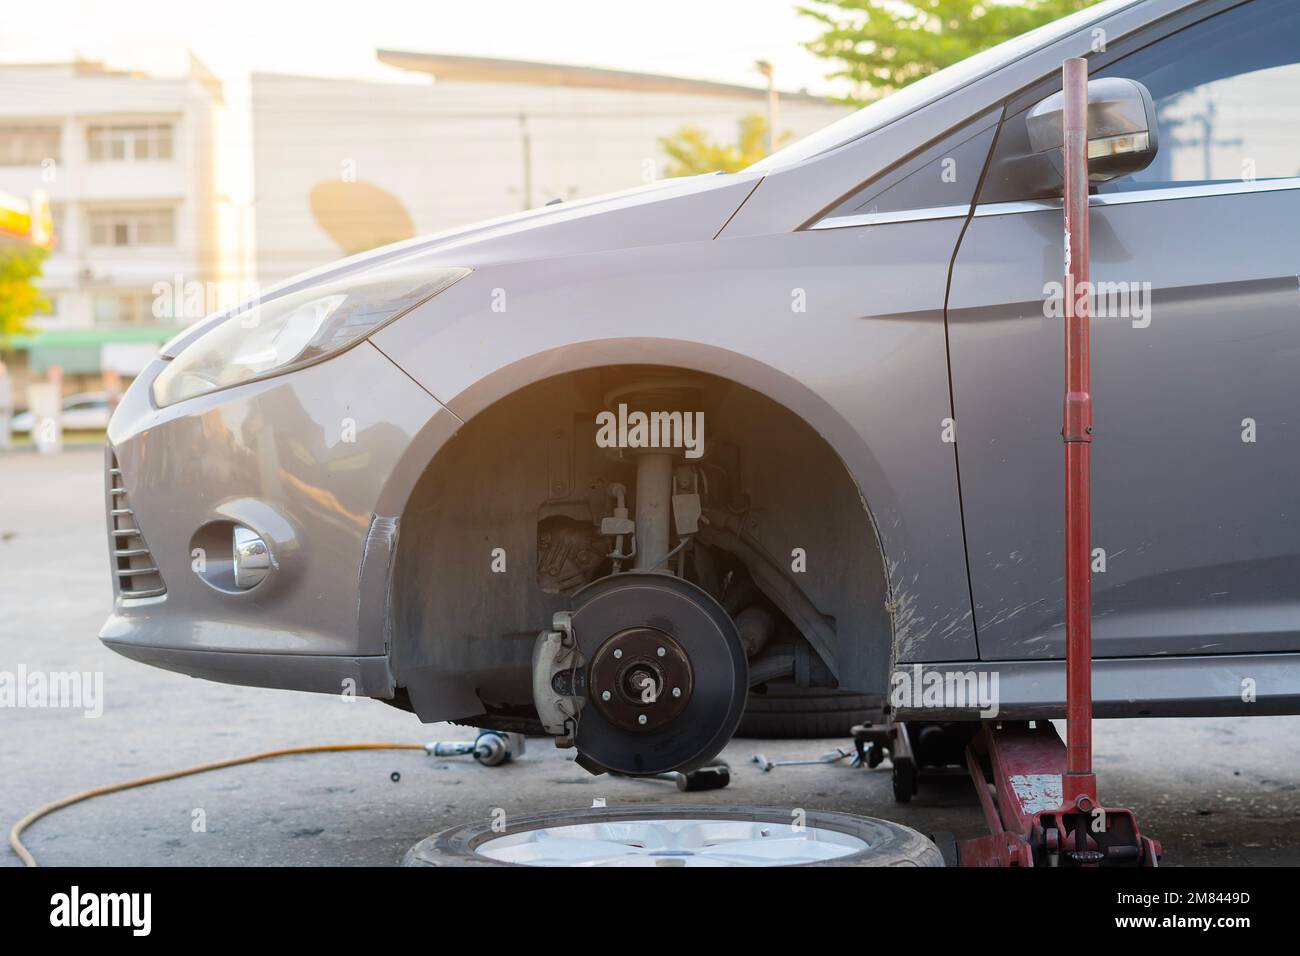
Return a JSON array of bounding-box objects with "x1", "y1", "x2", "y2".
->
[{"x1": 12, "y1": 392, "x2": 111, "y2": 433}]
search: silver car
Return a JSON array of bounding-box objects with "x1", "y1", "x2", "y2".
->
[
  {"x1": 13, "y1": 392, "x2": 111, "y2": 433},
  {"x1": 102, "y1": 0, "x2": 1300, "y2": 777}
]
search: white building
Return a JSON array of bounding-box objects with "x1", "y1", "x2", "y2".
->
[
  {"x1": 252, "y1": 53, "x2": 850, "y2": 284},
  {"x1": 0, "y1": 56, "x2": 223, "y2": 385},
  {"x1": 0, "y1": 50, "x2": 849, "y2": 387}
]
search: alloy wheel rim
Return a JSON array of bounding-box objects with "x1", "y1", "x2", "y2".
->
[{"x1": 473, "y1": 817, "x2": 870, "y2": 867}]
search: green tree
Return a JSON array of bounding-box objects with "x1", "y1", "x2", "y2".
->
[
  {"x1": 0, "y1": 246, "x2": 51, "y2": 347},
  {"x1": 660, "y1": 114, "x2": 792, "y2": 176},
  {"x1": 800, "y1": 0, "x2": 1102, "y2": 105}
]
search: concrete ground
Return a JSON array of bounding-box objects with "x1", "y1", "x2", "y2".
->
[{"x1": 2, "y1": 448, "x2": 1298, "y2": 866}]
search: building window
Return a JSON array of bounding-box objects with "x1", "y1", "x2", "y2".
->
[
  {"x1": 93, "y1": 292, "x2": 154, "y2": 325},
  {"x1": 88, "y1": 209, "x2": 175, "y2": 247},
  {"x1": 49, "y1": 205, "x2": 66, "y2": 249},
  {"x1": 86, "y1": 123, "x2": 174, "y2": 162},
  {"x1": 0, "y1": 125, "x2": 61, "y2": 165}
]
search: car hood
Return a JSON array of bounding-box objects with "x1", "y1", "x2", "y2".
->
[{"x1": 162, "y1": 171, "x2": 761, "y2": 359}]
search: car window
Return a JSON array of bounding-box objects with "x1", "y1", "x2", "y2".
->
[
  {"x1": 980, "y1": 0, "x2": 1300, "y2": 203},
  {"x1": 822, "y1": 114, "x2": 998, "y2": 221},
  {"x1": 1095, "y1": 0, "x2": 1300, "y2": 191}
]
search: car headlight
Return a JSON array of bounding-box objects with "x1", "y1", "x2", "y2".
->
[{"x1": 152, "y1": 264, "x2": 470, "y2": 407}]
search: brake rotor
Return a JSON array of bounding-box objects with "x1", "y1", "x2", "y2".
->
[{"x1": 569, "y1": 573, "x2": 747, "y2": 776}]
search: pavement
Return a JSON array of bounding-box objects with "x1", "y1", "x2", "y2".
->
[{"x1": 2, "y1": 447, "x2": 1299, "y2": 866}]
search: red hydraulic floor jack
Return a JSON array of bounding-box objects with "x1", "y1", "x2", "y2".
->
[{"x1": 955, "y1": 59, "x2": 1160, "y2": 868}]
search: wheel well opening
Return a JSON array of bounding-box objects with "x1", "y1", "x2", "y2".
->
[{"x1": 387, "y1": 365, "x2": 892, "y2": 728}]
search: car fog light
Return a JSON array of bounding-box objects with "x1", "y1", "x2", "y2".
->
[{"x1": 232, "y1": 526, "x2": 271, "y2": 589}]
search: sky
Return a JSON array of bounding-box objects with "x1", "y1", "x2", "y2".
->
[{"x1": 0, "y1": 0, "x2": 846, "y2": 96}]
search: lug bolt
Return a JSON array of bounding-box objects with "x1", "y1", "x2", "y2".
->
[
  {"x1": 672, "y1": 687, "x2": 681, "y2": 698},
  {"x1": 613, "y1": 649, "x2": 622, "y2": 659},
  {"x1": 601, "y1": 690, "x2": 612, "y2": 701},
  {"x1": 657, "y1": 647, "x2": 666, "y2": 657},
  {"x1": 638, "y1": 714, "x2": 647, "y2": 725}
]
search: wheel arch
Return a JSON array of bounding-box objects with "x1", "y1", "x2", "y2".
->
[
  {"x1": 375, "y1": 336, "x2": 903, "y2": 555},
  {"x1": 366, "y1": 338, "x2": 905, "y2": 716}
]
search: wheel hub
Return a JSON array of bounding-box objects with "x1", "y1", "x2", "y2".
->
[{"x1": 588, "y1": 627, "x2": 693, "y2": 733}]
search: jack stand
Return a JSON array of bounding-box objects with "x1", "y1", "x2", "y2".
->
[
  {"x1": 957, "y1": 59, "x2": 1159, "y2": 868},
  {"x1": 957, "y1": 721, "x2": 1159, "y2": 867},
  {"x1": 853, "y1": 720, "x2": 920, "y2": 803},
  {"x1": 854, "y1": 720, "x2": 975, "y2": 804}
]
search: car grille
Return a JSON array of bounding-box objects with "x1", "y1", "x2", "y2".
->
[{"x1": 107, "y1": 451, "x2": 167, "y2": 599}]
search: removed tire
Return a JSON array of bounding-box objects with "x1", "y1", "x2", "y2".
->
[
  {"x1": 402, "y1": 805, "x2": 942, "y2": 867},
  {"x1": 736, "y1": 682, "x2": 876, "y2": 739}
]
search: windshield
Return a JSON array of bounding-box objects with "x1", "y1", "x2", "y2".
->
[{"x1": 747, "y1": 0, "x2": 1142, "y2": 171}]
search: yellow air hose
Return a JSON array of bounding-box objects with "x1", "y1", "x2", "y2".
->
[{"x1": 9, "y1": 742, "x2": 427, "y2": 867}]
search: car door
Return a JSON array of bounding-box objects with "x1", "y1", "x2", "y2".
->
[
  {"x1": 948, "y1": 0, "x2": 1300, "y2": 661},
  {"x1": 804, "y1": 111, "x2": 1000, "y2": 666}
]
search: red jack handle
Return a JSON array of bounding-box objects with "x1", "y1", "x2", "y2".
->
[{"x1": 1061, "y1": 57, "x2": 1098, "y2": 811}]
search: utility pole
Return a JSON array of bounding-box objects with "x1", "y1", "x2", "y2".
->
[
  {"x1": 755, "y1": 60, "x2": 778, "y2": 155},
  {"x1": 1192, "y1": 101, "x2": 1241, "y2": 181},
  {"x1": 519, "y1": 113, "x2": 534, "y2": 210}
]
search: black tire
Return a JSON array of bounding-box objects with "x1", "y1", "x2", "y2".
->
[
  {"x1": 402, "y1": 804, "x2": 943, "y2": 867},
  {"x1": 929, "y1": 830, "x2": 960, "y2": 867},
  {"x1": 892, "y1": 759, "x2": 917, "y2": 804},
  {"x1": 735, "y1": 683, "x2": 877, "y2": 739}
]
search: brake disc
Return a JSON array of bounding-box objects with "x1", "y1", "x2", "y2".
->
[{"x1": 566, "y1": 572, "x2": 747, "y2": 776}]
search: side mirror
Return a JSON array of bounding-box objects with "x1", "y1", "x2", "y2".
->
[{"x1": 1025, "y1": 76, "x2": 1159, "y2": 192}]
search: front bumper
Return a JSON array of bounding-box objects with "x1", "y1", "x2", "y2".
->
[{"x1": 99, "y1": 340, "x2": 459, "y2": 697}]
